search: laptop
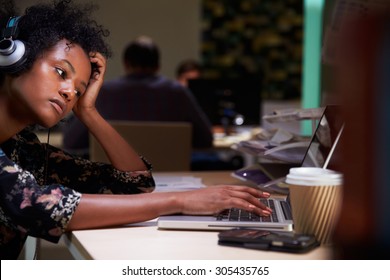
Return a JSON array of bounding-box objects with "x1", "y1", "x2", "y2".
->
[
  {"x1": 157, "y1": 105, "x2": 343, "y2": 231},
  {"x1": 232, "y1": 105, "x2": 344, "y2": 193}
]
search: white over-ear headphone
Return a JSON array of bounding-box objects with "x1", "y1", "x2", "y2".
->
[{"x1": 0, "y1": 16, "x2": 26, "y2": 73}]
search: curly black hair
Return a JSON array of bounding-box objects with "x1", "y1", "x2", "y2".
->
[{"x1": 0, "y1": 0, "x2": 111, "y2": 81}]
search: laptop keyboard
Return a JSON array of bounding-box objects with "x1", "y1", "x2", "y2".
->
[
  {"x1": 216, "y1": 198, "x2": 280, "y2": 223},
  {"x1": 280, "y1": 200, "x2": 293, "y2": 220}
]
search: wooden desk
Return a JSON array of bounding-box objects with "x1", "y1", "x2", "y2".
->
[{"x1": 63, "y1": 171, "x2": 333, "y2": 260}]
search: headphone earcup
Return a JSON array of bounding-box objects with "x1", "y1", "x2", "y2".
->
[{"x1": 0, "y1": 38, "x2": 27, "y2": 73}]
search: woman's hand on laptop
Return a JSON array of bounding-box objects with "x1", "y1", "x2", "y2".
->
[{"x1": 176, "y1": 185, "x2": 273, "y2": 216}]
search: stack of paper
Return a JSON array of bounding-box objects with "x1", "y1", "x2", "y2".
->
[{"x1": 153, "y1": 175, "x2": 205, "y2": 192}]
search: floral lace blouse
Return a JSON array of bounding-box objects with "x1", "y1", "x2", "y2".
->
[{"x1": 0, "y1": 128, "x2": 155, "y2": 259}]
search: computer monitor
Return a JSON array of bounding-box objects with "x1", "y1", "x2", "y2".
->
[{"x1": 188, "y1": 78, "x2": 262, "y2": 126}]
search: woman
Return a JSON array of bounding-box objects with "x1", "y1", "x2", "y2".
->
[{"x1": 0, "y1": 0, "x2": 272, "y2": 259}]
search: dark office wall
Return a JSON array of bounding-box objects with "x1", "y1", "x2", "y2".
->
[{"x1": 17, "y1": 0, "x2": 201, "y2": 81}]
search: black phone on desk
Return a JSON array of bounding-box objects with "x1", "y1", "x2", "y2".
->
[{"x1": 218, "y1": 228, "x2": 320, "y2": 254}]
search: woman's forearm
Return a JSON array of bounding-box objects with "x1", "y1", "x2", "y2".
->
[
  {"x1": 66, "y1": 192, "x2": 181, "y2": 230},
  {"x1": 66, "y1": 185, "x2": 273, "y2": 231},
  {"x1": 78, "y1": 110, "x2": 146, "y2": 171}
]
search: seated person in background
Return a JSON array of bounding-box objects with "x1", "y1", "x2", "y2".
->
[
  {"x1": 175, "y1": 59, "x2": 245, "y2": 170},
  {"x1": 176, "y1": 59, "x2": 201, "y2": 87},
  {"x1": 63, "y1": 36, "x2": 213, "y2": 157}
]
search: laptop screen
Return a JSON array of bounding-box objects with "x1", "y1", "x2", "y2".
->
[{"x1": 301, "y1": 105, "x2": 343, "y2": 170}]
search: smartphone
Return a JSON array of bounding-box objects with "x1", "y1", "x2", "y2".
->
[
  {"x1": 218, "y1": 228, "x2": 320, "y2": 254},
  {"x1": 232, "y1": 166, "x2": 271, "y2": 185}
]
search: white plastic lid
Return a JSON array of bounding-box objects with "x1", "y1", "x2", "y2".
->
[{"x1": 285, "y1": 167, "x2": 343, "y2": 186}]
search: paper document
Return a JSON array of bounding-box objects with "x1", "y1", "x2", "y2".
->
[
  {"x1": 232, "y1": 139, "x2": 310, "y2": 164},
  {"x1": 262, "y1": 107, "x2": 324, "y2": 123},
  {"x1": 153, "y1": 175, "x2": 205, "y2": 192}
]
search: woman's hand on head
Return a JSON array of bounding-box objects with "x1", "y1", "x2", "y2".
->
[
  {"x1": 72, "y1": 52, "x2": 106, "y2": 117},
  {"x1": 176, "y1": 185, "x2": 273, "y2": 216}
]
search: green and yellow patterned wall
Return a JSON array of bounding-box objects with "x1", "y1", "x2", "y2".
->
[{"x1": 201, "y1": 0, "x2": 303, "y2": 100}]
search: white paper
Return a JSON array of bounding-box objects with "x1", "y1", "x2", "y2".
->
[{"x1": 153, "y1": 175, "x2": 205, "y2": 192}]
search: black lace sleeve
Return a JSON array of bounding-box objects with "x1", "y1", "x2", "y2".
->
[
  {"x1": 0, "y1": 148, "x2": 81, "y2": 259},
  {"x1": 2, "y1": 129, "x2": 156, "y2": 195}
]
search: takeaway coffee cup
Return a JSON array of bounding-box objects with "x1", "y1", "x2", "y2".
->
[{"x1": 285, "y1": 167, "x2": 343, "y2": 245}]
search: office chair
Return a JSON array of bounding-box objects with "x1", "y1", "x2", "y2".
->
[{"x1": 90, "y1": 121, "x2": 192, "y2": 171}]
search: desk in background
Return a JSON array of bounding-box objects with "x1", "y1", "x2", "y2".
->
[
  {"x1": 64, "y1": 171, "x2": 332, "y2": 260},
  {"x1": 211, "y1": 125, "x2": 258, "y2": 168}
]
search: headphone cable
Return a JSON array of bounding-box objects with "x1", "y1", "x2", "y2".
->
[
  {"x1": 44, "y1": 128, "x2": 50, "y2": 186},
  {"x1": 32, "y1": 128, "x2": 50, "y2": 260}
]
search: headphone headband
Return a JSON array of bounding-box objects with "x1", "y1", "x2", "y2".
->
[{"x1": 2, "y1": 16, "x2": 22, "y2": 38}]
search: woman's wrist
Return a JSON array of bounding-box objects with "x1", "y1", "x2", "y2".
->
[
  {"x1": 159, "y1": 192, "x2": 184, "y2": 215},
  {"x1": 75, "y1": 107, "x2": 101, "y2": 127}
]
